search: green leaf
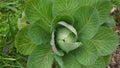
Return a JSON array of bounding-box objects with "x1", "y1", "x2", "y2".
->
[
  {"x1": 79, "y1": 0, "x2": 112, "y2": 23},
  {"x1": 74, "y1": 0, "x2": 112, "y2": 40},
  {"x1": 25, "y1": 0, "x2": 52, "y2": 23},
  {"x1": 79, "y1": 0, "x2": 99, "y2": 7},
  {"x1": 94, "y1": 0, "x2": 112, "y2": 23},
  {"x1": 103, "y1": 17, "x2": 115, "y2": 29},
  {"x1": 85, "y1": 56, "x2": 109, "y2": 68},
  {"x1": 50, "y1": 31, "x2": 64, "y2": 56},
  {"x1": 112, "y1": 0, "x2": 120, "y2": 6},
  {"x1": 75, "y1": 26, "x2": 118, "y2": 65},
  {"x1": 75, "y1": 40, "x2": 98, "y2": 65},
  {"x1": 63, "y1": 54, "x2": 81, "y2": 68},
  {"x1": 53, "y1": 0, "x2": 80, "y2": 16},
  {"x1": 55, "y1": 55, "x2": 64, "y2": 68},
  {"x1": 92, "y1": 27, "x2": 118, "y2": 56},
  {"x1": 103, "y1": 55, "x2": 111, "y2": 65},
  {"x1": 28, "y1": 20, "x2": 51, "y2": 45},
  {"x1": 74, "y1": 7, "x2": 99, "y2": 40},
  {"x1": 27, "y1": 44, "x2": 54, "y2": 68},
  {"x1": 52, "y1": 14, "x2": 74, "y2": 27},
  {"x1": 15, "y1": 26, "x2": 37, "y2": 55}
]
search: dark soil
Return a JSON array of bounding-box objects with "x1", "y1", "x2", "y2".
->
[{"x1": 108, "y1": 45, "x2": 120, "y2": 68}]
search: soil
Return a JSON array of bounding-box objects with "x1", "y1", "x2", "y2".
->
[{"x1": 108, "y1": 45, "x2": 120, "y2": 68}]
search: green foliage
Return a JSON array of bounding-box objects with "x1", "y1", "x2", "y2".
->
[
  {"x1": 75, "y1": 39, "x2": 98, "y2": 65},
  {"x1": 111, "y1": 0, "x2": 120, "y2": 6},
  {"x1": 54, "y1": 55, "x2": 64, "y2": 68},
  {"x1": 0, "y1": 0, "x2": 27, "y2": 68},
  {"x1": 28, "y1": 20, "x2": 51, "y2": 45},
  {"x1": 15, "y1": 0, "x2": 119, "y2": 68},
  {"x1": 63, "y1": 54, "x2": 81, "y2": 68},
  {"x1": 25, "y1": 0, "x2": 53, "y2": 23},
  {"x1": 84, "y1": 56, "x2": 111, "y2": 68},
  {"x1": 0, "y1": 0, "x2": 22, "y2": 45},
  {"x1": 27, "y1": 44, "x2": 54, "y2": 68},
  {"x1": 15, "y1": 26, "x2": 37, "y2": 55},
  {"x1": 91, "y1": 27, "x2": 118, "y2": 56}
]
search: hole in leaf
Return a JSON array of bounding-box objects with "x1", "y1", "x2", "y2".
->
[{"x1": 63, "y1": 39, "x2": 65, "y2": 42}]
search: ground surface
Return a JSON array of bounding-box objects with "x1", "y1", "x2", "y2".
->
[{"x1": 109, "y1": 45, "x2": 120, "y2": 68}]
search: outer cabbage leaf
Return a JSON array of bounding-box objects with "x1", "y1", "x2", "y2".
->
[
  {"x1": 74, "y1": 7, "x2": 99, "y2": 40},
  {"x1": 63, "y1": 54, "x2": 81, "y2": 68},
  {"x1": 28, "y1": 20, "x2": 51, "y2": 45},
  {"x1": 94, "y1": 0, "x2": 112, "y2": 23},
  {"x1": 15, "y1": 26, "x2": 37, "y2": 55},
  {"x1": 91, "y1": 27, "x2": 118, "y2": 56},
  {"x1": 74, "y1": 0, "x2": 112, "y2": 40},
  {"x1": 74, "y1": 40, "x2": 98, "y2": 65},
  {"x1": 75, "y1": 26, "x2": 118, "y2": 65},
  {"x1": 79, "y1": 0, "x2": 99, "y2": 7},
  {"x1": 79, "y1": 0, "x2": 112, "y2": 23},
  {"x1": 53, "y1": 0, "x2": 80, "y2": 16},
  {"x1": 84, "y1": 55, "x2": 111, "y2": 68},
  {"x1": 25, "y1": 0, "x2": 52, "y2": 23},
  {"x1": 27, "y1": 44, "x2": 54, "y2": 68}
]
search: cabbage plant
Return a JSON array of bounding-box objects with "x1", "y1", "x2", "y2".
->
[{"x1": 15, "y1": 0, "x2": 118, "y2": 68}]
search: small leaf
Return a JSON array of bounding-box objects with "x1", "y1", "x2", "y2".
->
[
  {"x1": 63, "y1": 54, "x2": 81, "y2": 68},
  {"x1": 55, "y1": 55, "x2": 64, "y2": 68},
  {"x1": 27, "y1": 44, "x2": 54, "y2": 68},
  {"x1": 15, "y1": 26, "x2": 37, "y2": 55},
  {"x1": 28, "y1": 20, "x2": 51, "y2": 45},
  {"x1": 17, "y1": 12, "x2": 28, "y2": 30}
]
